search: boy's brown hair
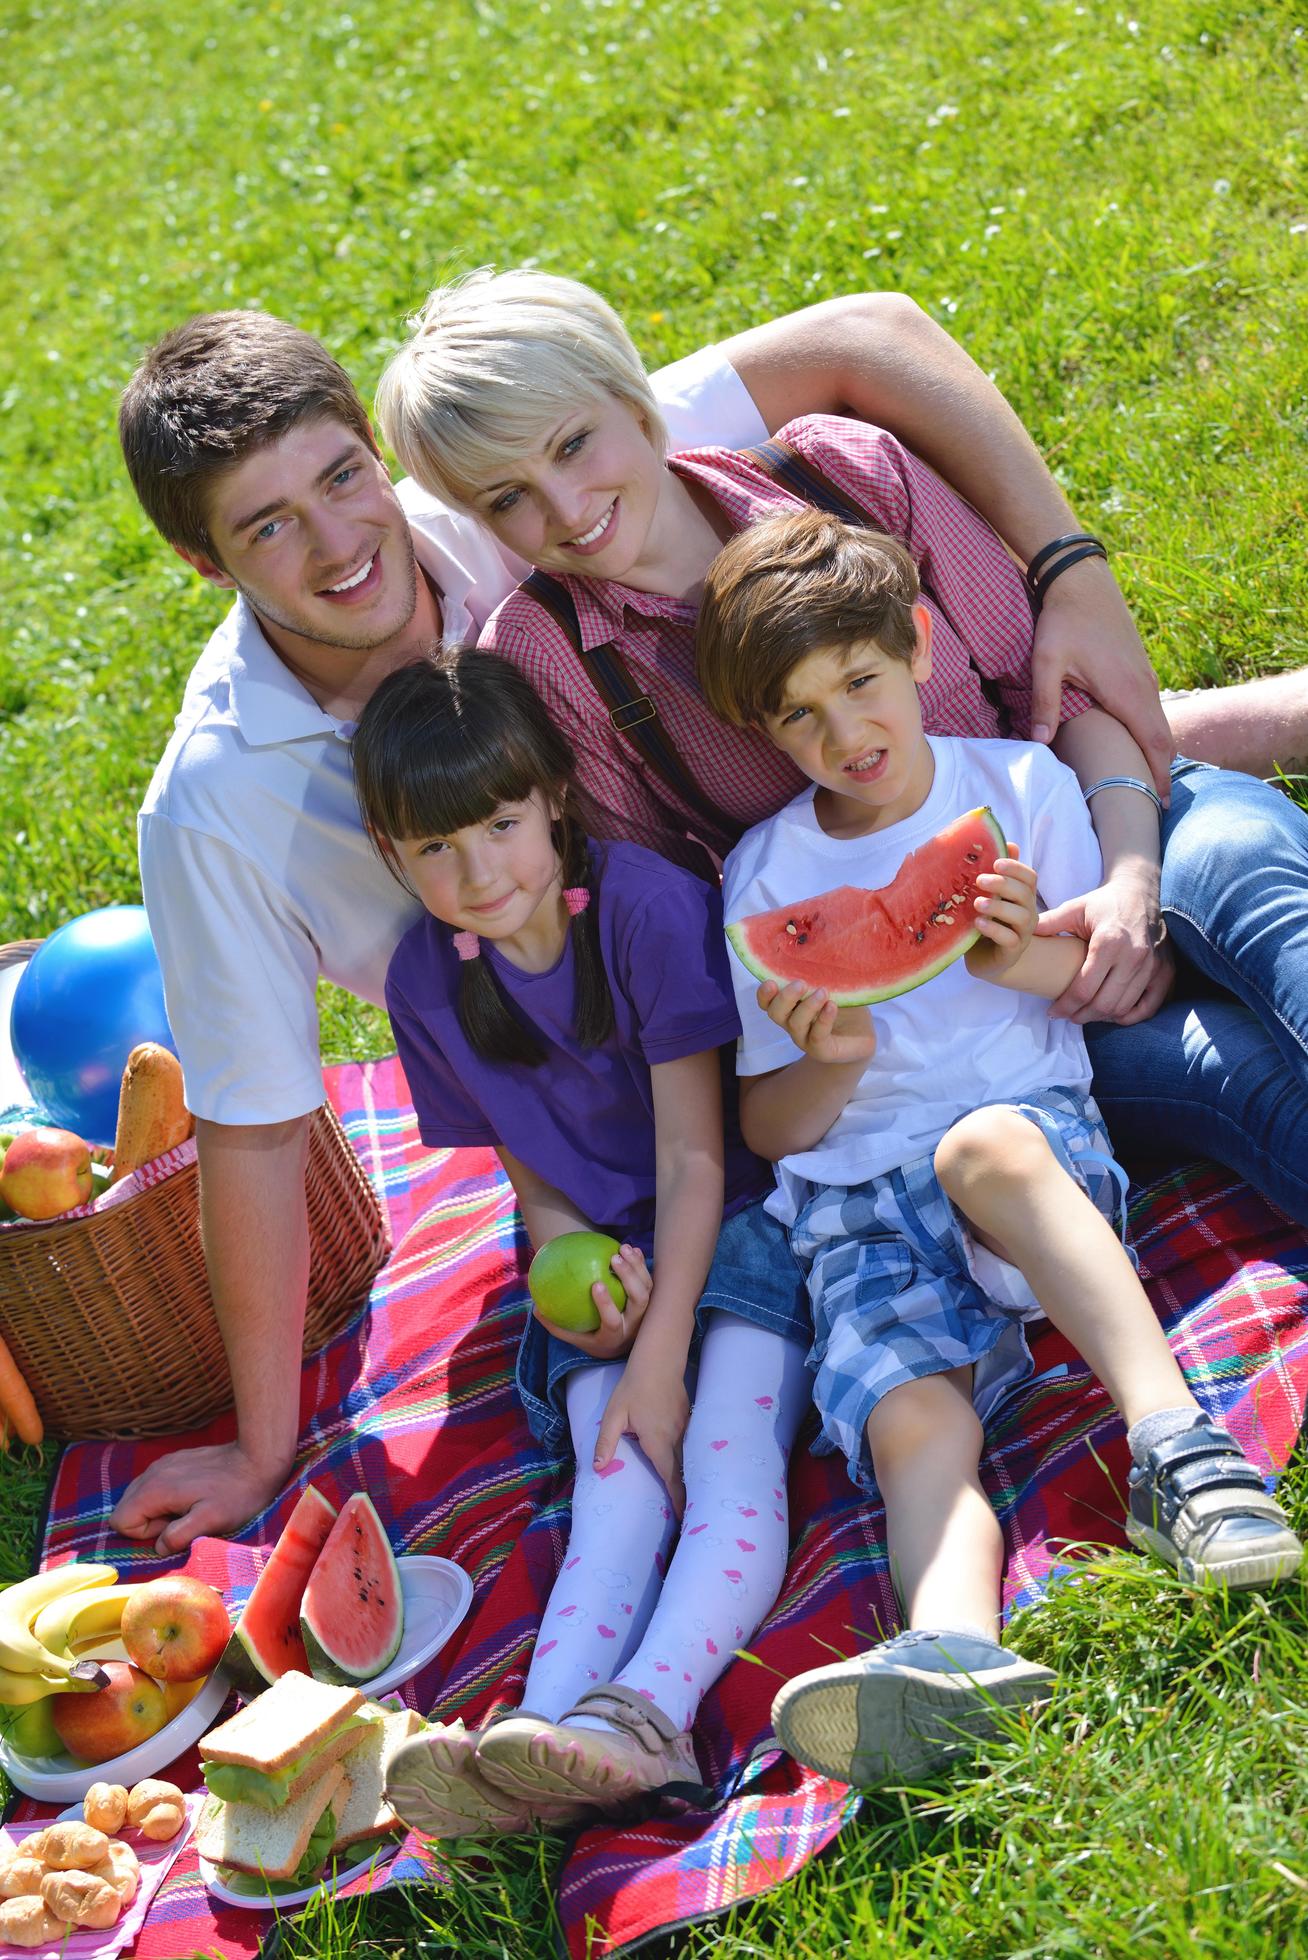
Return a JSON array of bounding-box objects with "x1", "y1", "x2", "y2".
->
[
  {"x1": 695, "y1": 507, "x2": 921, "y2": 727},
  {"x1": 118, "y1": 311, "x2": 375, "y2": 561}
]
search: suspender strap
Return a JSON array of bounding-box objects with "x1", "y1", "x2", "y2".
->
[
  {"x1": 519, "y1": 570, "x2": 740, "y2": 846},
  {"x1": 740, "y1": 438, "x2": 1011, "y2": 731}
]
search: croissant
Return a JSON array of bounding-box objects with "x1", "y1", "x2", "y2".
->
[
  {"x1": 0, "y1": 1895, "x2": 71, "y2": 1947},
  {"x1": 40, "y1": 1820, "x2": 111, "y2": 1870},
  {"x1": 84, "y1": 1781, "x2": 130, "y2": 1833},
  {"x1": 41, "y1": 1867, "x2": 121, "y2": 1930}
]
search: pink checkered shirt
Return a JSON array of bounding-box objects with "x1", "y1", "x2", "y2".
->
[{"x1": 479, "y1": 415, "x2": 1091, "y2": 868}]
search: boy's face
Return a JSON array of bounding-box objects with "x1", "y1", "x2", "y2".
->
[{"x1": 759, "y1": 610, "x2": 935, "y2": 836}]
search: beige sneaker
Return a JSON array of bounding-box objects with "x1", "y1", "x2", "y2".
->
[{"x1": 475, "y1": 1685, "x2": 704, "y2": 1811}]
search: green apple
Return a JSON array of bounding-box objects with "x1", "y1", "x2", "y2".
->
[
  {"x1": 528, "y1": 1231, "x2": 627, "y2": 1333},
  {"x1": 0, "y1": 1694, "x2": 63, "y2": 1758}
]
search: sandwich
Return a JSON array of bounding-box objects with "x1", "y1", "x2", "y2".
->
[
  {"x1": 196, "y1": 1681, "x2": 425, "y2": 1897},
  {"x1": 331, "y1": 1704, "x2": 425, "y2": 1853},
  {"x1": 197, "y1": 1760, "x2": 350, "y2": 1894},
  {"x1": 198, "y1": 1670, "x2": 374, "y2": 1810}
]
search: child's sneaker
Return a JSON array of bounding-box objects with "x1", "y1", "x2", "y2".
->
[
  {"x1": 1126, "y1": 1419, "x2": 1303, "y2": 1587},
  {"x1": 770, "y1": 1628, "x2": 1054, "y2": 1787}
]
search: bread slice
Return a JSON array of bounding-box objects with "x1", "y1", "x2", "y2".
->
[
  {"x1": 200, "y1": 1671, "x2": 365, "y2": 1773},
  {"x1": 197, "y1": 1763, "x2": 350, "y2": 1884},
  {"x1": 332, "y1": 1707, "x2": 425, "y2": 1851}
]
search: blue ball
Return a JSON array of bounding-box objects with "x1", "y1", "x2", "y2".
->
[{"x1": 10, "y1": 906, "x2": 177, "y2": 1146}]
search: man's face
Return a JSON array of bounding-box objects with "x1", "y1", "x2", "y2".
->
[{"x1": 184, "y1": 417, "x2": 419, "y2": 658}]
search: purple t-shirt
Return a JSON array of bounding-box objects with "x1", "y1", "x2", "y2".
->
[{"x1": 385, "y1": 840, "x2": 770, "y2": 1254}]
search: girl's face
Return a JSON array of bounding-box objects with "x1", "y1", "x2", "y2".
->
[
  {"x1": 390, "y1": 788, "x2": 567, "y2": 964},
  {"x1": 464, "y1": 393, "x2": 664, "y2": 584}
]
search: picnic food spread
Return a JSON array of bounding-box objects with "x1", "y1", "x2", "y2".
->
[{"x1": 727, "y1": 804, "x2": 1009, "y2": 1005}]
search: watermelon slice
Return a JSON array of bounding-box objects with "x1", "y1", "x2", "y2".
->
[
  {"x1": 299, "y1": 1492, "x2": 404, "y2": 1686},
  {"x1": 221, "y1": 1483, "x2": 338, "y2": 1696},
  {"x1": 727, "y1": 806, "x2": 1008, "y2": 1006}
]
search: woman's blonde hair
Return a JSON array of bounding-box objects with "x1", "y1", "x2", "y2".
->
[{"x1": 375, "y1": 268, "x2": 667, "y2": 509}]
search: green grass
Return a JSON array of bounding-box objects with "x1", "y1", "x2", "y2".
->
[{"x1": 2, "y1": 0, "x2": 1308, "y2": 1951}]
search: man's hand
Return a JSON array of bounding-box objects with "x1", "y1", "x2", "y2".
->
[
  {"x1": 964, "y1": 847, "x2": 1039, "y2": 983},
  {"x1": 109, "y1": 1441, "x2": 290, "y2": 1555},
  {"x1": 1029, "y1": 566, "x2": 1174, "y2": 800},
  {"x1": 1038, "y1": 874, "x2": 1175, "y2": 1024},
  {"x1": 757, "y1": 979, "x2": 878, "y2": 1066},
  {"x1": 593, "y1": 1352, "x2": 691, "y2": 1517},
  {"x1": 535, "y1": 1243, "x2": 652, "y2": 1358}
]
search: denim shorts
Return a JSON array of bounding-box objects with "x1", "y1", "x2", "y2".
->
[
  {"x1": 787, "y1": 1087, "x2": 1130, "y2": 1495},
  {"x1": 516, "y1": 1197, "x2": 813, "y2": 1457}
]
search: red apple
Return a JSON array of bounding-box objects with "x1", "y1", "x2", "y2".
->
[
  {"x1": 121, "y1": 1575, "x2": 230, "y2": 1682},
  {"x1": 0, "y1": 1127, "x2": 93, "y2": 1221},
  {"x1": 50, "y1": 1662, "x2": 167, "y2": 1765}
]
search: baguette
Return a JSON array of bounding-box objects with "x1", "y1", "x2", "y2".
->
[{"x1": 110, "y1": 1043, "x2": 193, "y2": 1182}]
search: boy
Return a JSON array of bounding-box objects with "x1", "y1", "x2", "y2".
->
[{"x1": 695, "y1": 507, "x2": 1301, "y2": 1789}]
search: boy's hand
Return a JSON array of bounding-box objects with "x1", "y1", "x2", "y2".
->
[
  {"x1": 964, "y1": 846, "x2": 1039, "y2": 982},
  {"x1": 757, "y1": 979, "x2": 877, "y2": 1065},
  {"x1": 535, "y1": 1243, "x2": 652, "y2": 1358},
  {"x1": 594, "y1": 1350, "x2": 691, "y2": 1516}
]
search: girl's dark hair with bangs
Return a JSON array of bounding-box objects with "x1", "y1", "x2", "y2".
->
[{"x1": 351, "y1": 649, "x2": 613, "y2": 1066}]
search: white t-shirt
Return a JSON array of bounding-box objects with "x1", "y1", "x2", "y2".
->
[
  {"x1": 723, "y1": 737, "x2": 1103, "y2": 1220},
  {"x1": 138, "y1": 344, "x2": 768, "y2": 1126}
]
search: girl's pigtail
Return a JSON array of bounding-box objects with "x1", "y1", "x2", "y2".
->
[
  {"x1": 560, "y1": 811, "x2": 615, "y2": 1050},
  {"x1": 458, "y1": 945, "x2": 546, "y2": 1068}
]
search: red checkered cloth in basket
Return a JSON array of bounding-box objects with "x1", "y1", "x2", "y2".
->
[{"x1": 11, "y1": 1056, "x2": 1308, "y2": 1960}]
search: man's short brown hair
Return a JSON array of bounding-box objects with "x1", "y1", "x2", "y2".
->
[
  {"x1": 117, "y1": 311, "x2": 375, "y2": 560},
  {"x1": 695, "y1": 507, "x2": 921, "y2": 727}
]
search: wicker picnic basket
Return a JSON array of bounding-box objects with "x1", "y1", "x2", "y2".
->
[{"x1": 0, "y1": 939, "x2": 391, "y2": 1438}]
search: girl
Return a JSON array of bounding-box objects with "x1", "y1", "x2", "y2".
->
[
  {"x1": 372, "y1": 267, "x2": 1308, "y2": 1230},
  {"x1": 351, "y1": 648, "x2": 813, "y2": 1831}
]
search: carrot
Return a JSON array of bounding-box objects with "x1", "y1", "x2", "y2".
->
[{"x1": 0, "y1": 1331, "x2": 41, "y2": 1447}]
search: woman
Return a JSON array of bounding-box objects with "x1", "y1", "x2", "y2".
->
[{"x1": 373, "y1": 269, "x2": 1308, "y2": 1225}]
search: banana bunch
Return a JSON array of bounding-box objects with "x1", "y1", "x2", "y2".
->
[{"x1": 0, "y1": 1564, "x2": 118, "y2": 1706}]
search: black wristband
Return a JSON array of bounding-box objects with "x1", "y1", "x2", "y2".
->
[
  {"x1": 1028, "y1": 541, "x2": 1109, "y2": 614},
  {"x1": 1025, "y1": 532, "x2": 1107, "y2": 588}
]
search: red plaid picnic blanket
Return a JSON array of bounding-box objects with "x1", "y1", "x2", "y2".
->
[{"x1": 13, "y1": 1056, "x2": 1308, "y2": 1958}]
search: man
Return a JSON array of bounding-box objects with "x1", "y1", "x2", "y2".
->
[{"x1": 110, "y1": 291, "x2": 1183, "y2": 1552}]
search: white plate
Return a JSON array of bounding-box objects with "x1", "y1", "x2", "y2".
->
[
  {"x1": 314, "y1": 1554, "x2": 473, "y2": 1702},
  {"x1": 199, "y1": 1837, "x2": 402, "y2": 1910},
  {"x1": 0, "y1": 1664, "x2": 230, "y2": 1803}
]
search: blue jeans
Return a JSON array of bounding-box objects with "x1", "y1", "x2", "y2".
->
[{"x1": 1086, "y1": 757, "x2": 1308, "y2": 1225}]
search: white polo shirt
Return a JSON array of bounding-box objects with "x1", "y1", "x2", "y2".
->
[{"x1": 138, "y1": 345, "x2": 768, "y2": 1125}]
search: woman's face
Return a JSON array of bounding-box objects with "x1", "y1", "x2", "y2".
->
[{"x1": 463, "y1": 393, "x2": 664, "y2": 583}]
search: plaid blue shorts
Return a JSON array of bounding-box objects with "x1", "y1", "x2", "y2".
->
[{"x1": 788, "y1": 1087, "x2": 1130, "y2": 1495}]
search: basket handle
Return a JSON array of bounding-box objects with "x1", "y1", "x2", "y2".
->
[{"x1": 0, "y1": 939, "x2": 42, "y2": 971}]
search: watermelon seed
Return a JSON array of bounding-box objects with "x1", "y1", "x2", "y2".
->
[
  {"x1": 915, "y1": 930, "x2": 925, "y2": 942},
  {"x1": 796, "y1": 932, "x2": 809, "y2": 944},
  {"x1": 932, "y1": 913, "x2": 950, "y2": 926},
  {"x1": 785, "y1": 921, "x2": 798, "y2": 936}
]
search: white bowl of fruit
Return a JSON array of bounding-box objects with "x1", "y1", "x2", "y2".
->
[{"x1": 0, "y1": 1567, "x2": 231, "y2": 1802}]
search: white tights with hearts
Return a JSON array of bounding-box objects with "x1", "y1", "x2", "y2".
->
[{"x1": 520, "y1": 1311, "x2": 810, "y2": 1734}]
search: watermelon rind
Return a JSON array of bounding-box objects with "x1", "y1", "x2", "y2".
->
[
  {"x1": 220, "y1": 1483, "x2": 338, "y2": 1694},
  {"x1": 727, "y1": 807, "x2": 1008, "y2": 1007},
  {"x1": 299, "y1": 1492, "x2": 404, "y2": 1687}
]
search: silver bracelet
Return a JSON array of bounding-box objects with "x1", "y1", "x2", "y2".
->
[{"x1": 1083, "y1": 775, "x2": 1163, "y2": 816}]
